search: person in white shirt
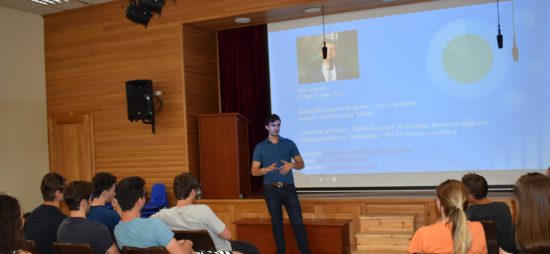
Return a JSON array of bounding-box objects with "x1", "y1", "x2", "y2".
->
[{"x1": 151, "y1": 173, "x2": 258, "y2": 254}]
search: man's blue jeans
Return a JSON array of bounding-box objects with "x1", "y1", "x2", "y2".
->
[{"x1": 264, "y1": 184, "x2": 311, "y2": 254}]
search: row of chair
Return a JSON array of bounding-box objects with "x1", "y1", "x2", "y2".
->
[
  {"x1": 45, "y1": 221, "x2": 500, "y2": 254},
  {"x1": 53, "y1": 243, "x2": 168, "y2": 254},
  {"x1": 51, "y1": 229, "x2": 215, "y2": 254}
]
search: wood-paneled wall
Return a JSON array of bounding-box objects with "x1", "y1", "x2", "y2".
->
[
  {"x1": 45, "y1": 4, "x2": 189, "y2": 197},
  {"x1": 182, "y1": 25, "x2": 220, "y2": 179}
]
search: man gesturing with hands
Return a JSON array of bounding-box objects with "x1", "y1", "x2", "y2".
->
[{"x1": 251, "y1": 114, "x2": 311, "y2": 254}]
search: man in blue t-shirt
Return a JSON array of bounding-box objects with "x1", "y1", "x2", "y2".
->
[
  {"x1": 251, "y1": 114, "x2": 311, "y2": 254},
  {"x1": 114, "y1": 176, "x2": 194, "y2": 254},
  {"x1": 88, "y1": 172, "x2": 121, "y2": 236}
]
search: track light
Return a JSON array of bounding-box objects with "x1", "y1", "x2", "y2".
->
[
  {"x1": 126, "y1": 4, "x2": 152, "y2": 27},
  {"x1": 125, "y1": 0, "x2": 166, "y2": 27},
  {"x1": 138, "y1": 0, "x2": 165, "y2": 14}
]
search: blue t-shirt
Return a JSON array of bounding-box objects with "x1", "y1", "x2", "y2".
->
[
  {"x1": 87, "y1": 205, "x2": 120, "y2": 235},
  {"x1": 114, "y1": 217, "x2": 174, "y2": 249},
  {"x1": 252, "y1": 136, "x2": 300, "y2": 184}
]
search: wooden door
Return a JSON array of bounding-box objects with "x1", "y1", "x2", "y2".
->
[{"x1": 48, "y1": 112, "x2": 95, "y2": 181}]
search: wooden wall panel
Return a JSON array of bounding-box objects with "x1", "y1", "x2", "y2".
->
[
  {"x1": 182, "y1": 25, "x2": 220, "y2": 180},
  {"x1": 44, "y1": 3, "x2": 188, "y2": 199}
]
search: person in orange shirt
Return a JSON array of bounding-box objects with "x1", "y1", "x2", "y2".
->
[{"x1": 408, "y1": 179, "x2": 487, "y2": 254}]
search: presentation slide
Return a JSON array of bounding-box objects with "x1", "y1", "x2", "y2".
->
[{"x1": 267, "y1": 0, "x2": 550, "y2": 188}]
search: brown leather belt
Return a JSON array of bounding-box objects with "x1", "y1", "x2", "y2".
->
[{"x1": 264, "y1": 182, "x2": 294, "y2": 188}]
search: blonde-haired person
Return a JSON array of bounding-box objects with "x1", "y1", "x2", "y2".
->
[
  {"x1": 512, "y1": 172, "x2": 550, "y2": 254},
  {"x1": 408, "y1": 179, "x2": 487, "y2": 254}
]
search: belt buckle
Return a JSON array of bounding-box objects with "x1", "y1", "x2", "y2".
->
[{"x1": 275, "y1": 182, "x2": 283, "y2": 188}]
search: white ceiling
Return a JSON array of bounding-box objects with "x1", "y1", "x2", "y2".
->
[{"x1": 0, "y1": 0, "x2": 113, "y2": 15}]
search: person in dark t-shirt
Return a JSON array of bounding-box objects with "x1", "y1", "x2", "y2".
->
[
  {"x1": 462, "y1": 173, "x2": 516, "y2": 253},
  {"x1": 24, "y1": 173, "x2": 66, "y2": 254},
  {"x1": 88, "y1": 172, "x2": 121, "y2": 236},
  {"x1": 57, "y1": 181, "x2": 119, "y2": 254}
]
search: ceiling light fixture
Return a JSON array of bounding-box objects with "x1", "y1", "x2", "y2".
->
[
  {"x1": 234, "y1": 17, "x2": 251, "y2": 24},
  {"x1": 304, "y1": 7, "x2": 321, "y2": 14},
  {"x1": 125, "y1": 0, "x2": 167, "y2": 27}
]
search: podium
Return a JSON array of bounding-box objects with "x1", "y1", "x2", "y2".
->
[{"x1": 198, "y1": 113, "x2": 250, "y2": 198}]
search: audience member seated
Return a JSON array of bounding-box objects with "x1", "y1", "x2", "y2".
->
[
  {"x1": 152, "y1": 173, "x2": 259, "y2": 254},
  {"x1": 88, "y1": 172, "x2": 121, "y2": 236},
  {"x1": 0, "y1": 194, "x2": 31, "y2": 254},
  {"x1": 57, "y1": 181, "x2": 119, "y2": 254},
  {"x1": 408, "y1": 179, "x2": 487, "y2": 254},
  {"x1": 461, "y1": 173, "x2": 515, "y2": 253},
  {"x1": 141, "y1": 183, "x2": 169, "y2": 218},
  {"x1": 25, "y1": 172, "x2": 67, "y2": 254},
  {"x1": 512, "y1": 172, "x2": 550, "y2": 254},
  {"x1": 113, "y1": 176, "x2": 195, "y2": 254}
]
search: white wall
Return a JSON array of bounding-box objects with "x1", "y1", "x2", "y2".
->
[{"x1": 0, "y1": 6, "x2": 48, "y2": 212}]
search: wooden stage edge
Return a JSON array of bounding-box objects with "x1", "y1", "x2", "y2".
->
[
  {"x1": 202, "y1": 190, "x2": 513, "y2": 200},
  {"x1": 197, "y1": 192, "x2": 515, "y2": 253}
]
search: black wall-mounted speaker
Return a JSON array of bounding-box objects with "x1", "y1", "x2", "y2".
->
[{"x1": 125, "y1": 79, "x2": 154, "y2": 124}]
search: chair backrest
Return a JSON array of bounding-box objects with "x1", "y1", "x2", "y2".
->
[
  {"x1": 121, "y1": 246, "x2": 169, "y2": 254},
  {"x1": 52, "y1": 242, "x2": 94, "y2": 254},
  {"x1": 25, "y1": 240, "x2": 40, "y2": 254},
  {"x1": 149, "y1": 183, "x2": 168, "y2": 206},
  {"x1": 479, "y1": 220, "x2": 499, "y2": 254},
  {"x1": 173, "y1": 229, "x2": 217, "y2": 251}
]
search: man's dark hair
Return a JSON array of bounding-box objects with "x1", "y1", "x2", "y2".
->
[
  {"x1": 116, "y1": 176, "x2": 145, "y2": 211},
  {"x1": 461, "y1": 173, "x2": 488, "y2": 199},
  {"x1": 41, "y1": 172, "x2": 66, "y2": 201},
  {"x1": 173, "y1": 173, "x2": 199, "y2": 200},
  {"x1": 92, "y1": 172, "x2": 117, "y2": 198},
  {"x1": 63, "y1": 181, "x2": 92, "y2": 211},
  {"x1": 265, "y1": 114, "x2": 281, "y2": 125}
]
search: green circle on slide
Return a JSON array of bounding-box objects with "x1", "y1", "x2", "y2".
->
[{"x1": 442, "y1": 34, "x2": 493, "y2": 84}]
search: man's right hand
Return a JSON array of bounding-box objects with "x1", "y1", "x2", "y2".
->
[{"x1": 263, "y1": 163, "x2": 277, "y2": 174}]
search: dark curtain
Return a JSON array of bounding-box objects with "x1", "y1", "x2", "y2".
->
[{"x1": 218, "y1": 25, "x2": 270, "y2": 194}]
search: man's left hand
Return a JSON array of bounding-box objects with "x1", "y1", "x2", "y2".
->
[{"x1": 279, "y1": 160, "x2": 294, "y2": 175}]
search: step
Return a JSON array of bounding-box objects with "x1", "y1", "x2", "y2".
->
[
  {"x1": 356, "y1": 244, "x2": 408, "y2": 252},
  {"x1": 352, "y1": 250, "x2": 408, "y2": 254},
  {"x1": 360, "y1": 214, "x2": 415, "y2": 232},
  {"x1": 356, "y1": 231, "x2": 412, "y2": 245}
]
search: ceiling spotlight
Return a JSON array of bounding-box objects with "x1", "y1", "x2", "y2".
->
[
  {"x1": 234, "y1": 17, "x2": 251, "y2": 24},
  {"x1": 304, "y1": 7, "x2": 321, "y2": 14},
  {"x1": 126, "y1": 4, "x2": 152, "y2": 27},
  {"x1": 138, "y1": 0, "x2": 165, "y2": 14}
]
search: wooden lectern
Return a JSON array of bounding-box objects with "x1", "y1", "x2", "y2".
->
[{"x1": 198, "y1": 113, "x2": 250, "y2": 198}]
